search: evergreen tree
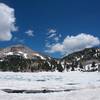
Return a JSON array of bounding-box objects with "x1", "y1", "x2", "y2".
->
[
  {"x1": 91, "y1": 61, "x2": 96, "y2": 68},
  {"x1": 57, "y1": 64, "x2": 64, "y2": 72}
]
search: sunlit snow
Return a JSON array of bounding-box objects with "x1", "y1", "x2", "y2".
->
[{"x1": 0, "y1": 72, "x2": 100, "y2": 100}]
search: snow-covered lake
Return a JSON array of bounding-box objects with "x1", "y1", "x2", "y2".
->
[{"x1": 0, "y1": 71, "x2": 100, "y2": 100}]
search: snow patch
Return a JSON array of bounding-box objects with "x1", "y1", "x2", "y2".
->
[{"x1": 32, "y1": 53, "x2": 46, "y2": 60}]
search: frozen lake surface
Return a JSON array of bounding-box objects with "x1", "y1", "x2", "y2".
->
[{"x1": 0, "y1": 71, "x2": 100, "y2": 100}]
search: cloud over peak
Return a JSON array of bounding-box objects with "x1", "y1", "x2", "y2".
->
[
  {"x1": 0, "y1": 3, "x2": 17, "y2": 41},
  {"x1": 45, "y1": 33, "x2": 100, "y2": 55}
]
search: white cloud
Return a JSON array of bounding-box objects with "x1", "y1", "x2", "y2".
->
[
  {"x1": 48, "y1": 29, "x2": 56, "y2": 34},
  {"x1": 47, "y1": 33, "x2": 61, "y2": 42},
  {"x1": 45, "y1": 33, "x2": 100, "y2": 55},
  {"x1": 47, "y1": 28, "x2": 61, "y2": 42},
  {"x1": 45, "y1": 43, "x2": 63, "y2": 53},
  {"x1": 54, "y1": 37, "x2": 59, "y2": 42},
  {"x1": 53, "y1": 34, "x2": 62, "y2": 42},
  {"x1": 48, "y1": 33, "x2": 56, "y2": 38},
  {"x1": 25, "y1": 30, "x2": 34, "y2": 37},
  {"x1": 45, "y1": 29, "x2": 62, "y2": 51},
  {"x1": 0, "y1": 3, "x2": 17, "y2": 41}
]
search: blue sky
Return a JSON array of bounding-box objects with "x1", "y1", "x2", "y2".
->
[{"x1": 0, "y1": 0, "x2": 100, "y2": 58}]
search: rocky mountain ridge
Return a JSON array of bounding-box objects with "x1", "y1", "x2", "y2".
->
[{"x1": 0, "y1": 44, "x2": 51, "y2": 60}]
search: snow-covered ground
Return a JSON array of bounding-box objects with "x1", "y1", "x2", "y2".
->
[{"x1": 0, "y1": 71, "x2": 100, "y2": 100}]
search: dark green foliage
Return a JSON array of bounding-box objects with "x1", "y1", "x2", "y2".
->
[
  {"x1": 0, "y1": 55, "x2": 31, "y2": 72},
  {"x1": 43, "y1": 62, "x2": 51, "y2": 71},
  {"x1": 79, "y1": 63, "x2": 83, "y2": 69},
  {"x1": 57, "y1": 64, "x2": 64, "y2": 72},
  {"x1": 71, "y1": 62, "x2": 75, "y2": 71},
  {"x1": 91, "y1": 61, "x2": 96, "y2": 68},
  {"x1": 0, "y1": 55, "x2": 58, "y2": 72},
  {"x1": 66, "y1": 64, "x2": 70, "y2": 71}
]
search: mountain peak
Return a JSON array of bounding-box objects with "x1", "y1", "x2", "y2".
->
[{"x1": 0, "y1": 44, "x2": 50, "y2": 60}]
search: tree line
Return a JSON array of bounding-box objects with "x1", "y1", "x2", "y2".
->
[{"x1": 0, "y1": 55, "x2": 98, "y2": 72}]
